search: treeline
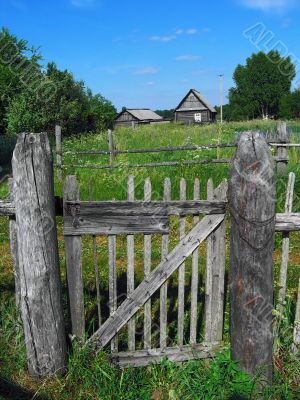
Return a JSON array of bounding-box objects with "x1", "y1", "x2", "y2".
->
[
  {"x1": 0, "y1": 28, "x2": 117, "y2": 136},
  {"x1": 217, "y1": 51, "x2": 299, "y2": 121},
  {"x1": 155, "y1": 109, "x2": 175, "y2": 119}
]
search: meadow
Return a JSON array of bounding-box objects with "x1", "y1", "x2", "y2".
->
[{"x1": 0, "y1": 121, "x2": 300, "y2": 399}]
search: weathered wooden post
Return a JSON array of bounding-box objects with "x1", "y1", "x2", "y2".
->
[
  {"x1": 12, "y1": 132, "x2": 67, "y2": 377},
  {"x1": 229, "y1": 131, "x2": 275, "y2": 384},
  {"x1": 108, "y1": 129, "x2": 114, "y2": 165},
  {"x1": 55, "y1": 124, "x2": 62, "y2": 181},
  {"x1": 277, "y1": 122, "x2": 289, "y2": 173},
  {"x1": 8, "y1": 178, "x2": 20, "y2": 309}
]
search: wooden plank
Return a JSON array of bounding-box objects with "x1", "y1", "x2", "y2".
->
[
  {"x1": 55, "y1": 125, "x2": 62, "y2": 181},
  {"x1": 63, "y1": 176, "x2": 85, "y2": 339},
  {"x1": 178, "y1": 178, "x2": 186, "y2": 347},
  {"x1": 274, "y1": 172, "x2": 295, "y2": 343},
  {"x1": 109, "y1": 235, "x2": 118, "y2": 352},
  {"x1": 63, "y1": 158, "x2": 232, "y2": 170},
  {"x1": 292, "y1": 278, "x2": 300, "y2": 354},
  {"x1": 89, "y1": 183, "x2": 101, "y2": 328},
  {"x1": 64, "y1": 200, "x2": 226, "y2": 216},
  {"x1": 275, "y1": 213, "x2": 300, "y2": 232},
  {"x1": 111, "y1": 342, "x2": 222, "y2": 368},
  {"x1": 64, "y1": 157, "x2": 287, "y2": 171},
  {"x1": 144, "y1": 177, "x2": 152, "y2": 349},
  {"x1": 64, "y1": 214, "x2": 169, "y2": 235},
  {"x1": 229, "y1": 131, "x2": 275, "y2": 384},
  {"x1": 127, "y1": 176, "x2": 135, "y2": 351},
  {"x1": 75, "y1": 142, "x2": 237, "y2": 155},
  {"x1": 86, "y1": 214, "x2": 225, "y2": 351},
  {"x1": 190, "y1": 178, "x2": 200, "y2": 344},
  {"x1": 160, "y1": 178, "x2": 171, "y2": 350},
  {"x1": 0, "y1": 201, "x2": 15, "y2": 217},
  {"x1": 0, "y1": 198, "x2": 63, "y2": 217},
  {"x1": 8, "y1": 178, "x2": 20, "y2": 309},
  {"x1": 12, "y1": 132, "x2": 67, "y2": 377}
]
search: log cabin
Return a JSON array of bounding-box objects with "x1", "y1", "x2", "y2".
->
[
  {"x1": 114, "y1": 108, "x2": 169, "y2": 128},
  {"x1": 174, "y1": 89, "x2": 217, "y2": 124}
]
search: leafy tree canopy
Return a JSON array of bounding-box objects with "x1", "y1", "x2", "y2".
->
[
  {"x1": 228, "y1": 51, "x2": 296, "y2": 120},
  {"x1": 0, "y1": 28, "x2": 116, "y2": 136}
]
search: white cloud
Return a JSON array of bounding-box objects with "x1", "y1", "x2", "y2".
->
[
  {"x1": 241, "y1": 0, "x2": 295, "y2": 11},
  {"x1": 150, "y1": 28, "x2": 201, "y2": 42},
  {"x1": 150, "y1": 35, "x2": 177, "y2": 42},
  {"x1": 186, "y1": 28, "x2": 198, "y2": 34},
  {"x1": 70, "y1": 0, "x2": 96, "y2": 7},
  {"x1": 134, "y1": 67, "x2": 159, "y2": 75},
  {"x1": 176, "y1": 55, "x2": 201, "y2": 61},
  {"x1": 146, "y1": 82, "x2": 155, "y2": 86}
]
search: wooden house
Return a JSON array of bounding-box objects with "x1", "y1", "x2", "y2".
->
[
  {"x1": 174, "y1": 89, "x2": 217, "y2": 124},
  {"x1": 114, "y1": 108, "x2": 168, "y2": 128}
]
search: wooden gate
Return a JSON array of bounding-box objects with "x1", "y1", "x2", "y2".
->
[{"x1": 63, "y1": 175, "x2": 228, "y2": 367}]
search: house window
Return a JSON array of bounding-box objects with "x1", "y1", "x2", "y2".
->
[{"x1": 194, "y1": 113, "x2": 202, "y2": 122}]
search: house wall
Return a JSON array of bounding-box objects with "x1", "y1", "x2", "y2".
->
[
  {"x1": 114, "y1": 111, "x2": 137, "y2": 127},
  {"x1": 175, "y1": 110, "x2": 213, "y2": 124}
]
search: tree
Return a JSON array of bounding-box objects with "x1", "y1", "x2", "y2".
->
[
  {"x1": 155, "y1": 109, "x2": 175, "y2": 119},
  {"x1": 1, "y1": 28, "x2": 117, "y2": 135},
  {"x1": 0, "y1": 28, "x2": 41, "y2": 133},
  {"x1": 228, "y1": 51, "x2": 296, "y2": 120},
  {"x1": 279, "y1": 89, "x2": 300, "y2": 119}
]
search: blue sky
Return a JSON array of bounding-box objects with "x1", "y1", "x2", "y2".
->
[{"x1": 1, "y1": 0, "x2": 300, "y2": 111}]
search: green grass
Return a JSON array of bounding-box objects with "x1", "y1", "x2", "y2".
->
[{"x1": 1, "y1": 121, "x2": 300, "y2": 399}]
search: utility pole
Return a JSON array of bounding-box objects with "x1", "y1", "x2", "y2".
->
[{"x1": 218, "y1": 74, "x2": 224, "y2": 124}]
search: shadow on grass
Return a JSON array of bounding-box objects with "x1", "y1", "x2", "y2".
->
[{"x1": 0, "y1": 376, "x2": 50, "y2": 400}]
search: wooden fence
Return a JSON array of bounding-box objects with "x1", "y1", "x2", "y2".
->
[
  {"x1": 0, "y1": 130, "x2": 299, "y2": 383},
  {"x1": 55, "y1": 122, "x2": 293, "y2": 178}
]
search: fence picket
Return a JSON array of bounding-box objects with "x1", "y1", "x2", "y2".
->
[
  {"x1": 127, "y1": 176, "x2": 135, "y2": 350},
  {"x1": 274, "y1": 172, "x2": 295, "y2": 344},
  {"x1": 64, "y1": 176, "x2": 85, "y2": 339},
  {"x1": 211, "y1": 180, "x2": 227, "y2": 342},
  {"x1": 190, "y1": 178, "x2": 200, "y2": 344},
  {"x1": 109, "y1": 235, "x2": 118, "y2": 352},
  {"x1": 89, "y1": 183, "x2": 101, "y2": 328},
  {"x1": 160, "y1": 178, "x2": 171, "y2": 349},
  {"x1": 205, "y1": 179, "x2": 214, "y2": 342},
  {"x1": 178, "y1": 178, "x2": 186, "y2": 347},
  {"x1": 205, "y1": 179, "x2": 227, "y2": 342},
  {"x1": 144, "y1": 178, "x2": 152, "y2": 349},
  {"x1": 292, "y1": 278, "x2": 300, "y2": 353}
]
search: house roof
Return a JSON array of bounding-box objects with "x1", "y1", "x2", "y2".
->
[
  {"x1": 176, "y1": 89, "x2": 217, "y2": 113},
  {"x1": 119, "y1": 109, "x2": 163, "y2": 121}
]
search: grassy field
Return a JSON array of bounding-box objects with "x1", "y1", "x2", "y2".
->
[{"x1": 0, "y1": 121, "x2": 300, "y2": 399}]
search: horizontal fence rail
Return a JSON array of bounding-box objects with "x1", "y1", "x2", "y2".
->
[
  {"x1": 55, "y1": 122, "x2": 294, "y2": 174},
  {"x1": 2, "y1": 200, "x2": 300, "y2": 232}
]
